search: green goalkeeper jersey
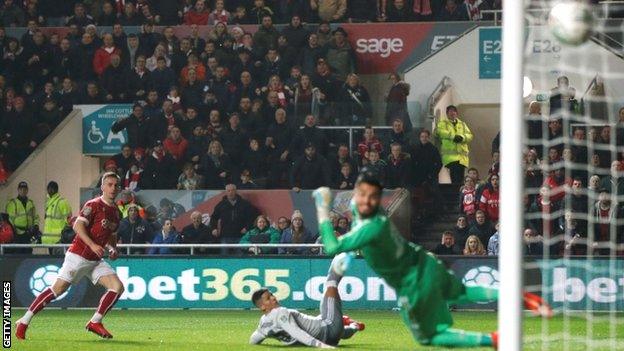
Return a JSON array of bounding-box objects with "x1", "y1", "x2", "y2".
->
[{"x1": 320, "y1": 202, "x2": 430, "y2": 290}]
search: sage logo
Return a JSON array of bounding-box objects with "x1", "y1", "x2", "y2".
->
[
  {"x1": 355, "y1": 38, "x2": 403, "y2": 58},
  {"x1": 462, "y1": 266, "x2": 499, "y2": 288},
  {"x1": 30, "y1": 265, "x2": 69, "y2": 300}
]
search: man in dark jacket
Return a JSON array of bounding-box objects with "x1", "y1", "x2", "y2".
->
[
  {"x1": 468, "y1": 210, "x2": 495, "y2": 248},
  {"x1": 219, "y1": 113, "x2": 248, "y2": 175},
  {"x1": 252, "y1": 15, "x2": 279, "y2": 58},
  {"x1": 100, "y1": 54, "x2": 130, "y2": 103},
  {"x1": 111, "y1": 104, "x2": 152, "y2": 149},
  {"x1": 208, "y1": 184, "x2": 258, "y2": 254},
  {"x1": 410, "y1": 129, "x2": 442, "y2": 186},
  {"x1": 117, "y1": 204, "x2": 153, "y2": 254},
  {"x1": 266, "y1": 109, "x2": 295, "y2": 188},
  {"x1": 290, "y1": 143, "x2": 331, "y2": 191},
  {"x1": 181, "y1": 210, "x2": 217, "y2": 255},
  {"x1": 281, "y1": 15, "x2": 309, "y2": 49},
  {"x1": 328, "y1": 143, "x2": 358, "y2": 184},
  {"x1": 289, "y1": 114, "x2": 329, "y2": 157},
  {"x1": 432, "y1": 231, "x2": 459, "y2": 255},
  {"x1": 140, "y1": 140, "x2": 178, "y2": 189}
]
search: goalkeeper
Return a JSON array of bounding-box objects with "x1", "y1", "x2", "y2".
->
[{"x1": 312, "y1": 169, "x2": 552, "y2": 349}]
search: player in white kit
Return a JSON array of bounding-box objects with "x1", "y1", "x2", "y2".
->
[{"x1": 250, "y1": 253, "x2": 365, "y2": 348}]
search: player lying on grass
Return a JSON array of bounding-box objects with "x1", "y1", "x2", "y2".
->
[
  {"x1": 16, "y1": 172, "x2": 125, "y2": 340},
  {"x1": 312, "y1": 169, "x2": 553, "y2": 349},
  {"x1": 250, "y1": 254, "x2": 365, "y2": 348}
]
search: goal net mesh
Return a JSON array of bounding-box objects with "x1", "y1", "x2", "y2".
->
[{"x1": 522, "y1": 1, "x2": 624, "y2": 349}]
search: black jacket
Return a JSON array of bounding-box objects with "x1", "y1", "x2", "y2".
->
[
  {"x1": 290, "y1": 154, "x2": 331, "y2": 189},
  {"x1": 111, "y1": 113, "x2": 152, "y2": 149},
  {"x1": 219, "y1": 127, "x2": 249, "y2": 165},
  {"x1": 140, "y1": 153, "x2": 178, "y2": 189},
  {"x1": 410, "y1": 142, "x2": 442, "y2": 186},
  {"x1": 208, "y1": 195, "x2": 258, "y2": 239},
  {"x1": 289, "y1": 126, "x2": 329, "y2": 157},
  {"x1": 199, "y1": 153, "x2": 232, "y2": 189}
]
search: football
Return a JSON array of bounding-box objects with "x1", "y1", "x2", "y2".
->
[{"x1": 548, "y1": 1, "x2": 594, "y2": 46}]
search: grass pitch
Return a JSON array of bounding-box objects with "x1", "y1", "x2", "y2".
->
[{"x1": 8, "y1": 309, "x2": 623, "y2": 350}]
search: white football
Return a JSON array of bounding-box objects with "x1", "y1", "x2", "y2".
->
[{"x1": 548, "y1": 1, "x2": 594, "y2": 46}]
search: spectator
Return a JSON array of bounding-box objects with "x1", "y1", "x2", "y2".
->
[
  {"x1": 347, "y1": 0, "x2": 377, "y2": 22},
  {"x1": 34, "y1": 98, "x2": 62, "y2": 142},
  {"x1": 336, "y1": 217, "x2": 350, "y2": 236},
  {"x1": 231, "y1": 5, "x2": 253, "y2": 24},
  {"x1": 385, "y1": 73, "x2": 411, "y2": 128},
  {"x1": 386, "y1": 143, "x2": 410, "y2": 189},
  {"x1": 338, "y1": 73, "x2": 370, "y2": 126},
  {"x1": 3, "y1": 97, "x2": 35, "y2": 170},
  {"x1": 151, "y1": 56, "x2": 176, "y2": 97},
  {"x1": 97, "y1": 1, "x2": 117, "y2": 26},
  {"x1": 549, "y1": 76, "x2": 577, "y2": 117},
  {"x1": 181, "y1": 211, "x2": 217, "y2": 254},
  {"x1": 184, "y1": 0, "x2": 210, "y2": 25},
  {"x1": 453, "y1": 215, "x2": 470, "y2": 248},
  {"x1": 282, "y1": 15, "x2": 308, "y2": 49},
  {"x1": 123, "y1": 163, "x2": 143, "y2": 192},
  {"x1": 357, "y1": 126, "x2": 383, "y2": 161},
  {"x1": 592, "y1": 188, "x2": 621, "y2": 255},
  {"x1": 42, "y1": 181, "x2": 72, "y2": 245},
  {"x1": 276, "y1": 216, "x2": 291, "y2": 235},
  {"x1": 599, "y1": 160, "x2": 624, "y2": 197},
  {"x1": 250, "y1": 0, "x2": 274, "y2": 24},
  {"x1": 438, "y1": 0, "x2": 469, "y2": 21},
  {"x1": 334, "y1": 162, "x2": 357, "y2": 190},
  {"x1": 410, "y1": 128, "x2": 442, "y2": 187},
  {"x1": 523, "y1": 228, "x2": 544, "y2": 256},
  {"x1": 66, "y1": 2, "x2": 94, "y2": 27},
  {"x1": 240, "y1": 214, "x2": 281, "y2": 254},
  {"x1": 479, "y1": 174, "x2": 500, "y2": 222},
  {"x1": 242, "y1": 138, "x2": 269, "y2": 181},
  {"x1": 290, "y1": 114, "x2": 329, "y2": 156},
  {"x1": 118, "y1": 204, "x2": 153, "y2": 254},
  {"x1": 199, "y1": 140, "x2": 232, "y2": 189},
  {"x1": 432, "y1": 231, "x2": 458, "y2": 255},
  {"x1": 290, "y1": 143, "x2": 331, "y2": 191},
  {"x1": 326, "y1": 28, "x2": 356, "y2": 80},
  {"x1": 525, "y1": 100, "x2": 543, "y2": 158},
  {"x1": 128, "y1": 55, "x2": 152, "y2": 101},
  {"x1": 177, "y1": 163, "x2": 204, "y2": 190},
  {"x1": 238, "y1": 169, "x2": 260, "y2": 189},
  {"x1": 111, "y1": 104, "x2": 152, "y2": 149},
  {"x1": 253, "y1": 15, "x2": 279, "y2": 58},
  {"x1": 386, "y1": 0, "x2": 413, "y2": 22},
  {"x1": 311, "y1": 0, "x2": 347, "y2": 22},
  {"x1": 164, "y1": 126, "x2": 189, "y2": 165},
  {"x1": 365, "y1": 149, "x2": 386, "y2": 183},
  {"x1": 141, "y1": 140, "x2": 178, "y2": 189},
  {"x1": 100, "y1": 54, "x2": 129, "y2": 102},
  {"x1": 148, "y1": 219, "x2": 180, "y2": 255},
  {"x1": 266, "y1": 108, "x2": 295, "y2": 188},
  {"x1": 460, "y1": 176, "x2": 478, "y2": 221},
  {"x1": 463, "y1": 235, "x2": 485, "y2": 255},
  {"x1": 0, "y1": 213, "x2": 14, "y2": 244},
  {"x1": 279, "y1": 210, "x2": 318, "y2": 254},
  {"x1": 487, "y1": 222, "x2": 500, "y2": 255},
  {"x1": 1, "y1": 0, "x2": 25, "y2": 26},
  {"x1": 329, "y1": 143, "x2": 358, "y2": 183},
  {"x1": 208, "y1": 0, "x2": 231, "y2": 24},
  {"x1": 435, "y1": 105, "x2": 473, "y2": 184},
  {"x1": 209, "y1": 184, "x2": 258, "y2": 253},
  {"x1": 299, "y1": 33, "x2": 324, "y2": 75},
  {"x1": 5, "y1": 181, "x2": 39, "y2": 254},
  {"x1": 146, "y1": 44, "x2": 171, "y2": 72},
  {"x1": 387, "y1": 119, "x2": 409, "y2": 149},
  {"x1": 219, "y1": 113, "x2": 248, "y2": 171},
  {"x1": 468, "y1": 210, "x2": 494, "y2": 248},
  {"x1": 111, "y1": 144, "x2": 136, "y2": 177},
  {"x1": 93, "y1": 33, "x2": 122, "y2": 77}
]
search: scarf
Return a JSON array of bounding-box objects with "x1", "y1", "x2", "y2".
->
[
  {"x1": 152, "y1": 150, "x2": 164, "y2": 162},
  {"x1": 413, "y1": 0, "x2": 432, "y2": 15},
  {"x1": 104, "y1": 46, "x2": 116, "y2": 54}
]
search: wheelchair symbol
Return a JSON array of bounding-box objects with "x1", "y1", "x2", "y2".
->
[{"x1": 87, "y1": 121, "x2": 104, "y2": 144}]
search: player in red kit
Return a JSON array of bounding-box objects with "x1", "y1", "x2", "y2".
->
[{"x1": 15, "y1": 172, "x2": 125, "y2": 340}]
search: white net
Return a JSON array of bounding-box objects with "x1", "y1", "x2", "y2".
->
[{"x1": 522, "y1": 1, "x2": 624, "y2": 350}]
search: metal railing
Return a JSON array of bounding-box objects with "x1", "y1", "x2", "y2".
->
[
  {"x1": 316, "y1": 126, "x2": 393, "y2": 154},
  {"x1": 0, "y1": 243, "x2": 325, "y2": 256},
  {"x1": 427, "y1": 76, "x2": 452, "y2": 134}
]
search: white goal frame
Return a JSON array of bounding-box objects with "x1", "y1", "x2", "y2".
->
[{"x1": 499, "y1": 0, "x2": 525, "y2": 350}]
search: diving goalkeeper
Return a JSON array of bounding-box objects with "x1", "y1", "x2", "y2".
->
[{"x1": 312, "y1": 169, "x2": 552, "y2": 349}]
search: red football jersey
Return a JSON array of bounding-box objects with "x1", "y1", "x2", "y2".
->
[{"x1": 69, "y1": 197, "x2": 121, "y2": 261}]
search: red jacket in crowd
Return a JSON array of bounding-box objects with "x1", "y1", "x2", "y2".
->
[
  {"x1": 184, "y1": 10, "x2": 210, "y2": 25},
  {"x1": 164, "y1": 137, "x2": 189, "y2": 161},
  {"x1": 357, "y1": 137, "x2": 383, "y2": 159},
  {"x1": 0, "y1": 221, "x2": 14, "y2": 244},
  {"x1": 93, "y1": 46, "x2": 122, "y2": 76},
  {"x1": 480, "y1": 187, "x2": 500, "y2": 222}
]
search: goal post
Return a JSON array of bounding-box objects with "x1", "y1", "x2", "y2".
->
[{"x1": 499, "y1": 0, "x2": 525, "y2": 350}]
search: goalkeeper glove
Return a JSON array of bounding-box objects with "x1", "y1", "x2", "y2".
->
[{"x1": 312, "y1": 187, "x2": 332, "y2": 223}]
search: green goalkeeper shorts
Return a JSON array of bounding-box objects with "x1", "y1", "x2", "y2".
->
[{"x1": 397, "y1": 252, "x2": 465, "y2": 344}]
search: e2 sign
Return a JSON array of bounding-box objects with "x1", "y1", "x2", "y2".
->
[{"x1": 479, "y1": 28, "x2": 502, "y2": 79}]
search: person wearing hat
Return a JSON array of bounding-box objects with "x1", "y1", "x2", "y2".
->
[
  {"x1": 279, "y1": 210, "x2": 318, "y2": 255},
  {"x1": 43, "y1": 181, "x2": 72, "y2": 245},
  {"x1": 5, "y1": 181, "x2": 40, "y2": 253},
  {"x1": 289, "y1": 142, "x2": 331, "y2": 192},
  {"x1": 435, "y1": 105, "x2": 473, "y2": 185},
  {"x1": 140, "y1": 139, "x2": 177, "y2": 189},
  {"x1": 325, "y1": 27, "x2": 355, "y2": 80}
]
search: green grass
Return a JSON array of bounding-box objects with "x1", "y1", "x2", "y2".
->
[{"x1": 8, "y1": 309, "x2": 623, "y2": 350}]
